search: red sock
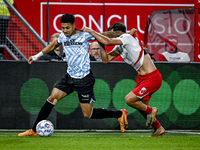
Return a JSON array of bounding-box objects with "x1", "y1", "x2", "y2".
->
[
  {"x1": 145, "y1": 105, "x2": 152, "y2": 114},
  {"x1": 152, "y1": 120, "x2": 161, "y2": 130}
]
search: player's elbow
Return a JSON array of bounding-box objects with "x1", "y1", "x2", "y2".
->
[
  {"x1": 102, "y1": 59, "x2": 110, "y2": 63},
  {"x1": 102, "y1": 56, "x2": 112, "y2": 63},
  {"x1": 103, "y1": 41, "x2": 110, "y2": 45}
]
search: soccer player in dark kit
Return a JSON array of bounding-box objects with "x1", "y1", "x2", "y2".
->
[{"x1": 18, "y1": 13, "x2": 128, "y2": 136}]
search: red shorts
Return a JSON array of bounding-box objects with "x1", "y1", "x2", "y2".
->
[{"x1": 132, "y1": 69, "x2": 162, "y2": 100}]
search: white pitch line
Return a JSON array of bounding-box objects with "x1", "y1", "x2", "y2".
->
[{"x1": 166, "y1": 130, "x2": 200, "y2": 135}]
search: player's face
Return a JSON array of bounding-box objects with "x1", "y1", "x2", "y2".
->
[{"x1": 61, "y1": 23, "x2": 75, "y2": 37}]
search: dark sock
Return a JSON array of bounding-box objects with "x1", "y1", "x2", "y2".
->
[
  {"x1": 138, "y1": 110, "x2": 147, "y2": 119},
  {"x1": 90, "y1": 108, "x2": 122, "y2": 119},
  {"x1": 32, "y1": 100, "x2": 54, "y2": 132}
]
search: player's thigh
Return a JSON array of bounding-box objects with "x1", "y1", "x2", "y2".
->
[
  {"x1": 125, "y1": 91, "x2": 139, "y2": 104},
  {"x1": 80, "y1": 102, "x2": 93, "y2": 118},
  {"x1": 125, "y1": 91, "x2": 150, "y2": 105}
]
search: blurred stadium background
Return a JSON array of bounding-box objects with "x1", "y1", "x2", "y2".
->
[{"x1": 1, "y1": 0, "x2": 200, "y2": 131}]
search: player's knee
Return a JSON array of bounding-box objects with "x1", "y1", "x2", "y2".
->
[
  {"x1": 48, "y1": 95, "x2": 58, "y2": 104},
  {"x1": 83, "y1": 112, "x2": 91, "y2": 118},
  {"x1": 125, "y1": 96, "x2": 132, "y2": 106},
  {"x1": 125, "y1": 95, "x2": 136, "y2": 106}
]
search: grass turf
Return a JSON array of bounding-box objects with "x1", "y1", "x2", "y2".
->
[{"x1": 0, "y1": 130, "x2": 200, "y2": 150}]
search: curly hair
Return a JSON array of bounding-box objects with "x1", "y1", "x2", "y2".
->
[{"x1": 60, "y1": 13, "x2": 75, "y2": 24}]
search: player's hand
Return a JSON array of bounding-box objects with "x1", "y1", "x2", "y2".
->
[
  {"x1": 129, "y1": 28, "x2": 137, "y2": 36},
  {"x1": 28, "y1": 54, "x2": 38, "y2": 64},
  {"x1": 27, "y1": 51, "x2": 43, "y2": 64},
  {"x1": 82, "y1": 26, "x2": 92, "y2": 33},
  {"x1": 28, "y1": 56, "x2": 34, "y2": 64}
]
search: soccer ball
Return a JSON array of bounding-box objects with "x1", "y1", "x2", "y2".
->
[{"x1": 36, "y1": 120, "x2": 54, "y2": 137}]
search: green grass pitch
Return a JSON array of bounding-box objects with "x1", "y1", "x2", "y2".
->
[{"x1": 1, "y1": 130, "x2": 200, "y2": 150}]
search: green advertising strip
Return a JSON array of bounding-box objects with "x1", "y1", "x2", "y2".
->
[
  {"x1": 93, "y1": 79, "x2": 112, "y2": 109},
  {"x1": 173, "y1": 79, "x2": 200, "y2": 115},
  {"x1": 112, "y1": 79, "x2": 137, "y2": 114},
  {"x1": 20, "y1": 78, "x2": 49, "y2": 114},
  {"x1": 150, "y1": 81, "x2": 172, "y2": 115},
  {"x1": 173, "y1": 66, "x2": 200, "y2": 128},
  {"x1": 19, "y1": 64, "x2": 200, "y2": 129}
]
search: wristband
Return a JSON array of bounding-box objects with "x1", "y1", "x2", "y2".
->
[{"x1": 32, "y1": 51, "x2": 43, "y2": 61}]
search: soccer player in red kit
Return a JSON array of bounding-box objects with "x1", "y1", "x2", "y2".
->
[{"x1": 83, "y1": 22, "x2": 165, "y2": 137}]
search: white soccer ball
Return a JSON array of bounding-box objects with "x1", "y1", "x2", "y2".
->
[{"x1": 36, "y1": 120, "x2": 54, "y2": 137}]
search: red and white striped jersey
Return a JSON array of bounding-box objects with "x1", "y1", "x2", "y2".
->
[{"x1": 111, "y1": 34, "x2": 144, "y2": 71}]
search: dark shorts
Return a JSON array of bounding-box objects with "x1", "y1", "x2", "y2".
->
[{"x1": 54, "y1": 71, "x2": 96, "y2": 103}]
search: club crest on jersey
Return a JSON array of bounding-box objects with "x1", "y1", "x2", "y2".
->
[
  {"x1": 139, "y1": 87, "x2": 147, "y2": 95},
  {"x1": 81, "y1": 94, "x2": 89, "y2": 98},
  {"x1": 81, "y1": 94, "x2": 90, "y2": 101}
]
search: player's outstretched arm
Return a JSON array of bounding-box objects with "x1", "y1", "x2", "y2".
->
[
  {"x1": 102, "y1": 31, "x2": 123, "y2": 38},
  {"x1": 100, "y1": 28, "x2": 136, "y2": 39},
  {"x1": 28, "y1": 40, "x2": 60, "y2": 64},
  {"x1": 28, "y1": 52, "x2": 43, "y2": 64},
  {"x1": 83, "y1": 26, "x2": 122, "y2": 46},
  {"x1": 98, "y1": 41, "x2": 119, "y2": 63},
  {"x1": 83, "y1": 26, "x2": 110, "y2": 45}
]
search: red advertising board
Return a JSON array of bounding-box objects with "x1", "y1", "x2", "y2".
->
[
  {"x1": 13, "y1": 0, "x2": 196, "y2": 61},
  {"x1": 41, "y1": 2, "x2": 194, "y2": 41}
]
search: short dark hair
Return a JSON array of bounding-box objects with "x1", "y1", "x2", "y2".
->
[
  {"x1": 108, "y1": 22, "x2": 126, "y2": 33},
  {"x1": 60, "y1": 13, "x2": 75, "y2": 24}
]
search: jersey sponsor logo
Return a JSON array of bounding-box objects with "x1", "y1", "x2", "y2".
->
[
  {"x1": 168, "y1": 57, "x2": 181, "y2": 61},
  {"x1": 64, "y1": 39, "x2": 83, "y2": 46},
  {"x1": 139, "y1": 87, "x2": 147, "y2": 95}
]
